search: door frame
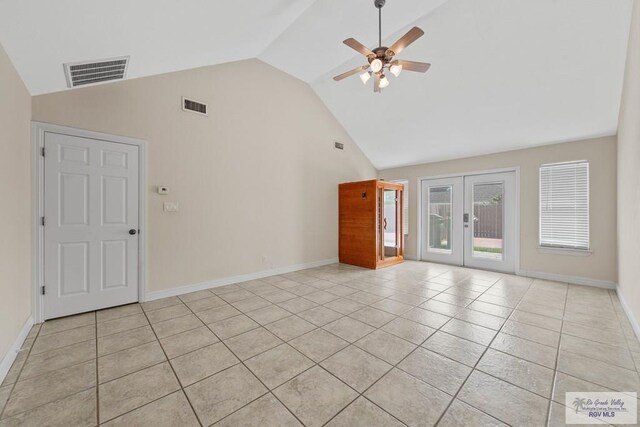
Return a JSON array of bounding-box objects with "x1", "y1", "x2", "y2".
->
[
  {"x1": 31, "y1": 122, "x2": 147, "y2": 323},
  {"x1": 416, "y1": 166, "x2": 521, "y2": 273}
]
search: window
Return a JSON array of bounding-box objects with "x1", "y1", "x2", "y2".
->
[
  {"x1": 539, "y1": 161, "x2": 589, "y2": 250},
  {"x1": 393, "y1": 180, "x2": 409, "y2": 235}
]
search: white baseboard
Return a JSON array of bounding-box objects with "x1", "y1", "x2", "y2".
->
[
  {"x1": 616, "y1": 285, "x2": 640, "y2": 342},
  {"x1": 145, "y1": 258, "x2": 339, "y2": 302},
  {"x1": 517, "y1": 269, "x2": 616, "y2": 289},
  {"x1": 0, "y1": 316, "x2": 34, "y2": 385}
]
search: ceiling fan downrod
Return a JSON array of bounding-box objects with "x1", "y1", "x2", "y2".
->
[{"x1": 375, "y1": 0, "x2": 385, "y2": 48}]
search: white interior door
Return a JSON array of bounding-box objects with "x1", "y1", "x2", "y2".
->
[
  {"x1": 44, "y1": 131, "x2": 139, "y2": 319},
  {"x1": 463, "y1": 172, "x2": 516, "y2": 273},
  {"x1": 420, "y1": 177, "x2": 464, "y2": 265}
]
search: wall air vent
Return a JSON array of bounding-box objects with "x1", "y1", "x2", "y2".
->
[
  {"x1": 182, "y1": 97, "x2": 208, "y2": 116},
  {"x1": 64, "y1": 56, "x2": 129, "y2": 88}
]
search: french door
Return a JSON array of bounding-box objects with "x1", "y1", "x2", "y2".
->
[{"x1": 421, "y1": 171, "x2": 517, "y2": 273}]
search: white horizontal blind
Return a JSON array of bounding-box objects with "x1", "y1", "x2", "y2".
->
[
  {"x1": 539, "y1": 161, "x2": 589, "y2": 250},
  {"x1": 393, "y1": 180, "x2": 409, "y2": 235}
]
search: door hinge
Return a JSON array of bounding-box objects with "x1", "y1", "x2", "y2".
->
[
  {"x1": 41, "y1": 217, "x2": 45, "y2": 226},
  {"x1": 41, "y1": 147, "x2": 46, "y2": 157},
  {"x1": 41, "y1": 286, "x2": 45, "y2": 295}
]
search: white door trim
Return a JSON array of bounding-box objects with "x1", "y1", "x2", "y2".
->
[
  {"x1": 416, "y1": 166, "x2": 520, "y2": 274},
  {"x1": 31, "y1": 121, "x2": 147, "y2": 323}
]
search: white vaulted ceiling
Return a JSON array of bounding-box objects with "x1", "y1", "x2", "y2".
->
[{"x1": 0, "y1": 0, "x2": 633, "y2": 168}]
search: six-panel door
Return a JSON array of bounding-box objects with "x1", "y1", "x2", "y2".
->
[{"x1": 43, "y1": 132, "x2": 139, "y2": 319}]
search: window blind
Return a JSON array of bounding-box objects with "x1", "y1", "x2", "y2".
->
[
  {"x1": 394, "y1": 180, "x2": 409, "y2": 235},
  {"x1": 539, "y1": 161, "x2": 589, "y2": 250}
]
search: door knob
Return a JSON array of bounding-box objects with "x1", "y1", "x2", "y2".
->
[{"x1": 129, "y1": 229, "x2": 137, "y2": 235}]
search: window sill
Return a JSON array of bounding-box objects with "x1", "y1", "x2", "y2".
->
[{"x1": 537, "y1": 246, "x2": 592, "y2": 257}]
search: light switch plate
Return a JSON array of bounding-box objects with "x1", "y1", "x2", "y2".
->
[{"x1": 163, "y1": 202, "x2": 179, "y2": 212}]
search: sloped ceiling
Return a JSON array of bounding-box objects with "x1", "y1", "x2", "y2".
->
[{"x1": 0, "y1": 0, "x2": 633, "y2": 169}]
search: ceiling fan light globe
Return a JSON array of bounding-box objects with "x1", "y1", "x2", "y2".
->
[
  {"x1": 390, "y1": 64, "x2": 403, "y2": 77},
  {"x1": 370, "y1": 59, "x2": 383, "y2": 73},
  {"x1": 359, "y1": 72, "x2": 371, "y2": 84},
  {"x1": 379, "y1": 75, "x2": 390, "y2": 88}
]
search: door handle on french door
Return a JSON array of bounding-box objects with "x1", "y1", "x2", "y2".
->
[{"x1": 129, "y1": 229, "x2": 138, "y2": 235}]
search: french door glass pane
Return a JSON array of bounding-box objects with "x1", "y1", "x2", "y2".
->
[
  {"x1": 472, "y1": 182, "x2": 504, "y2": 259},
  {"x1": 428, "y1": 186, "x2": 452, "y2": 252},
  {"x1": 384, "y1": 189, "x2": 397, "y2": 256}
]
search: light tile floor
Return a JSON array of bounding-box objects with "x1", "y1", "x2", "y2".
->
[{"x1": 1, "y1": 261, "x2": 639, "y2": 426}]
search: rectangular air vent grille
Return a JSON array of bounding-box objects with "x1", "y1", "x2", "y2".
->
[
  {"x1": 182, "y1": 97, "x2": 208, "y2": 116},
  {"x1": 64, "y1": 56, "x2": 129, "y2": 88}
]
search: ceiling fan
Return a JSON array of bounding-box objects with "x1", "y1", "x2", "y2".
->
[{"x1": 333, "y1": 0, "x2": 431, "y2": 92}]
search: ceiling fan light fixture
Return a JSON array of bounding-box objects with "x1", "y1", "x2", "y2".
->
[
  {"x1": 370, "y1": 58, "x2": 383, "y2": 73},
  {"x1": 379, "y1": 74, "x2": 390, "y2": 89},
  {"x1": 390, "y1": 63, "x2": 403, "y2": 77},
  {"x1": 360, "y1": 72, "x2": 371, "y2": 84}
]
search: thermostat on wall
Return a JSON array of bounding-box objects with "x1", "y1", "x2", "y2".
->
[{"x1": 157, "y1": 186, "x2": 169, "y2": 195}]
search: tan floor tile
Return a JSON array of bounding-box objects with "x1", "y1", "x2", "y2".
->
[
  {"x1": 208, "y1": 314, "x2": 260, "y2": 340},
  {"x1": 178, "y1": 289, "x2": 215, "y2": 302},
  {"x1": 146, "y1": 304, "x2": 191, "y2": 324},
  {"x1": 98, "y1": 341, "x2": 166, "y2": 383},
  {"x1": 458, "y1": 371, "x2": 549, "y2": 426},
  {"x1": 20, "y1": 339, "x2": 95, "y2": 380},
  {"x1": 0, "y1": 388, "x2": 96, "y2": 427},
  {"x1": 321, "y1": 345, "x2": 391, "y2": 392},
  {"x1": 170, "y1": 342, "x2": 239, "y2": 386},
  {"x1": 516, "y1": 301, "x2": 563, "y2": 319},
  {"x1": 501, "y1": 319, "x2": 560, "y2": 347},
  {"x1": 402, "y1": 307, "x2": 451, "y2": 329},
  {"x1": 97, "y1": 304, "x2": 142, "y2": 323},
  {"x1": 265, "y1": 316, "x2": 316, "y2": 341},
  {"x1": 140, "y1": 296, "x2": 182, "y2": 312},
  {"x1": 348, "y1": 307, "x2": 395, "y2": 328},
  {"x1": 441, "y1": 318, "x2": 497, "y2": 346},
  {"x1": 97, "y1": 313, "x2": 149, "y2": 338},
  {"x1": 197, "y1": 304, "x2": 242, "y2": 324},
  {"x1": 99, "y1": 362, "x2": 180, "y2": 422},
  {"x1": 245, "y1": 344, "x2": 314, "y2": 389},
  {"x1": 289, "y1": 329, "x2": 348, "y2": 362},
  {"x1": 420, "y1": 300, "x2": 465, "y2": 317},
  {"x1": 152, "y1": 314, "x2": 203, "y2": 339},
  {"x1": 1, "y1": 351, "x2": 27, "y2": 386},
  {"x1": 365, "y1": 368, "x2": 452, "y2": 426},
  {"x1": 423, "y1": 331, "x2": 486, "y2": 367},
  {"x1": 345, "y1": 291, "x2": 385, "y2": 305},
  {"x1": 370, "y1": 298, "x2": 413, "y2": 315},
  {"x1": 185, "y1": 364, "x2": 267, "y2": 426},
  {"x1": 159, "y1": 326, "x2": 218, "y2": 358},
  {"x1": 303, "y1": 290, "x2": 339, "y2": 304},
  {"x1": 477, "y1": 348, "x2": 555, "y2": 397},
  {"x1": 274, "y1": 366, "x2": 358, "y2": 427},
  {"x1": 297, "y1": 306, "x2": 343, "y2": 327},
  {"x1": 556, "y1": 350, "x2": 640, "y2": 391},
  {"x1": 562, "y1": 321, "x2": 628, "y2": 348},
  {"x1": 439, "y1": 399, "x2": 507, "y2": 427},
  {"x1": 277, "y1": 297, "x2": 318, "y2": 314},
  {"x1": 184, "y1": 295, "x2": 227, "y2": 313},
  {"x1": 215, "y1": 393, "x2": 302, "y2": 427},
  {"x1": 355, "y1": 330, "x2": 417, "y2": 364},
  {"x1": 468, "y1": 301, "x2": 512, "y2": 318},
  {"x1": 560, "y1": 333, "x2": 636, "y2": 370},
  {"x1": 323, "y1": 317, "x2": 375, "y2": 343},
  {"x1": 326, "y1": 396, "x2": 404, "y2": 427},
  {"x1": 490, "y1": 332, "x2": 557, "y2": 368},
  {"x1": 325, "y1": 285, "x2": 359, "y2": 298},
  {"x1": 225, "y1": 328, "x2": 283, "y2": 360},
  {"x1": 39, "y1": 312, "x2": 95, "y2": 336},
  {"x1": 246, "y1": 305, "x2": 292, "y2": 325},
  {"x1": 382, "y1": 317, "x2": 435, "y2": 345},
  {"x1": 232, "y1": 296, "x2": 272, "y2": 312},
  {"x1": 0, "y1": 385, "x2": 11, "y2": 414},
  {"x1": 3, "y1": 360, "x2": 96, "y2": 417},
  {"x1": 218, "y1": 289, "x2": 254, "y2": 303},
  {"x1": 552, "y1": 372, "x2": 616, "y2": 405},
  {"x1": 101, "y1": 391, "x2": 199, "y2": 427},
  {"x1": 398, "y1": 347, "x2": 471, "y2": 395},
  {"x1": 98, "y1": 324, "x2": 158, "y2": 356},
  {"x1": 509, "y1": 309, "x2": 562, "y2": 332},
  {"x1": 31, "y1": 325, "x2": 95, "y2": 355}
]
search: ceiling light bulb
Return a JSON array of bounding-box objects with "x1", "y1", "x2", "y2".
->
[
  {"x1": 390, "y1": 64, "x2": 403, "y2": 77},
  {"x1": 360, "y1": 72, "x2": 371, "y2": 84},
  {"x1": 379, "y1": 74, "x2": 390, "y2": 89},
  {"x1": 370, "y1": 59, "x2": 383, "y2": 73}
]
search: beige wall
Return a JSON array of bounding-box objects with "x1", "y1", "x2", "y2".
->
[
  {"x1": 379, "y1": 136, "x2": 618, "y2": 283},
  {"x1": 32, "y1": 59, "x2": 377, "y2": 293},
  {"x1": 617, "y1": 0, "x2": 640, "y2": 330},
  {"x1": 0, "y1": 44, "x2": 32, "y2": 365}
]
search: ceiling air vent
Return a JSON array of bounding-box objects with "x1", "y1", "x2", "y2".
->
[
  {"x1": 182, "y1": 97, "x2": 208, "y2": 116},
  {"x1": 63, "y1": 56, "x2": 129, "y2": 88}
]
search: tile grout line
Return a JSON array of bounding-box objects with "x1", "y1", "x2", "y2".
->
[{"x1": 544, "y1": 282, "x2": 569, "y2": 426}]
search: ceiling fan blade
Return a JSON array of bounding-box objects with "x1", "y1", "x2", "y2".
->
[
  {"x1": 373, "y1": 73, "x2": 381, "y2": 92},
  {"x1": 393, "y1": 60, "x2": 431, "y2": 73},
  {"x1": 343, "y1": 38, "x2": 375, "y2": 57},
  {"x1": 333, "y1": 65, "x2": 369, "y2": 81},
  {"x1": 387, "y1": 27, "x2": 425, "y2": 56}
]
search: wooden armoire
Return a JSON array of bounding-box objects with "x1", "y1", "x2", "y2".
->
[{"x1": 339, "y1": 180, "x2": 404, "y2": 269}]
